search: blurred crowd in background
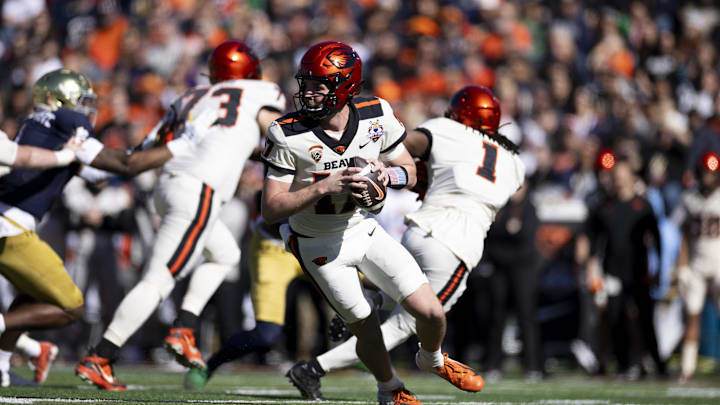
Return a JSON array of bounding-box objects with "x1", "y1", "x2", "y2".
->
[{"x1": 1, "y1": 0, "x2": 720, "y2": 380}]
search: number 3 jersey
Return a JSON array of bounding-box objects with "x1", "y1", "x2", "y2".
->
[
  {"x1": 155, "y1": 79, "x2": 285, "y2": 203},
  {"x1": 673, "y1": 187, "x2": 720, "y2": 276},
  {"x1": 262, "y1": 97, "x2": 407, "y2": 237},
  {"x1": 405, "y1": 117, "x2": 526, "y2": 268}
]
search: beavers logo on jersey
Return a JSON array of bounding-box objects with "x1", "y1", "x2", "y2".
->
[
  {"x1": 326, "y1": 48, "x2": 357, "y2": 69},
  {"x1": 309, "y1": 145, "x2": 323, "y2": 162},
  {"x1": 368, "y1": 121, "x2": 384, "y2": 142}
]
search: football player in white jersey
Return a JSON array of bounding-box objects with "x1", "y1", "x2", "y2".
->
[
  {"x1": 262, "y1": 41, "x2": 483, "y2": 405},
  {"x1": 75, "y1": 41, "x2": 286, "y2": 391},
  {"x1": 286, "y1": 86, "x2": 525, "y2": 399},
  {"x1": 673, "y1": 151, "x2": 720, "y2": 383}
]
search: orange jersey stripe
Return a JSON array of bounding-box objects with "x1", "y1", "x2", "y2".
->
[
  {"x1": 278, "y1": 117, "x2": 299, "y2": 125},
  {"x1": 169, "y1": 185, "x2": 212, "y2": 274},
  {"x1": 354, "y1": 99, "x2": 380, "y2": 109}
]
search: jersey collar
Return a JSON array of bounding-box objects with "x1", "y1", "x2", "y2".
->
[{"x1": 311, "y1": 103, "x2": 359, "y2": 155}]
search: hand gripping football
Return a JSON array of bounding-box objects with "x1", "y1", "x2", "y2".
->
[{"x1": 351, "y1": 157, "x2": 387, "y2": 214}]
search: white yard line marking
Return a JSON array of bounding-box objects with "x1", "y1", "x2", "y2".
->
[{"x1": 666, "y1": 387, "x2": 720, "y2": 398}]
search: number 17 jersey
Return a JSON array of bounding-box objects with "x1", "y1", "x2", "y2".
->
[
  {"x1": 405, "y1": 117, "x2": 525, "y2": 268},
  {"x1": 262, "y1": 97, "x2": 407, "y2": 237}
]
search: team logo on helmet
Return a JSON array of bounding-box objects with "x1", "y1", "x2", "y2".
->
[
  {"x1": 326, "y1": 48, "x2": 357, "y2": 69},
  {"x1": 367, "y1": 121, "x2": 384, "y2": 142},
  {"x1": 309, "y1": 145, "x2": 323, "y2": 162}
]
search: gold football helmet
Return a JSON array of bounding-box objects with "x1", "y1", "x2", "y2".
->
[{"x1": 32, "y1": 68, "x2": 97, "y2": 121}]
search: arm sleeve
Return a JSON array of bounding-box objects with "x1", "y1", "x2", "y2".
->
[{"x1": 261, "y1": 121, "x2": 296, "y2": 175}]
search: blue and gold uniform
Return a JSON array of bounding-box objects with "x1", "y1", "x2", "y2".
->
[
  {"x1": 249, "y1": 217, "x2": 304, "y2": 325},
  {"x1": 0, "y1": 108, "x2": 94, "y2": 310}
]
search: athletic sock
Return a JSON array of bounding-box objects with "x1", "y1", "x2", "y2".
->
[
  {"x1": 377, "y1": 374, "x2": 403, "y2": 393},
  {"x1": 0, "y1": 314, "x2": 5, "y2": 334},
  {"x1": 95, "y1": 339, "x2": 120, "y2": 361},
  {"x1": 416, "y1": 343, "x2": 444, "y2": 370},
  {"x1": 0, "y1": 349, "x2": 11, "y2": 372},
  {"x1": 15, "y1": 334, "x2": 41, "y2": 358},
  {"x1": 681, "y1": 341, "x2": 698, "y2": 377},
  {"x1": 173, "y1": 310, "x2": 200, "y2": 331}
]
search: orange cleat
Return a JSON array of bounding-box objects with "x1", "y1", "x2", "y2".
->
[
  {"x1": 431, "y1": 353, "x2": 484, "y2": 392},
  {"x1": 75, "y1": 354, "x2": 127, "y2": 391},
  {"x1": 163, "y1": 328, "x2": 206, "y2": 369},
  {"x1": 378, "y1": 386, "x2": 422, "y2": 405},
  {"x1": 29, "y1": 341, "x2": 59, "y2": 384}
]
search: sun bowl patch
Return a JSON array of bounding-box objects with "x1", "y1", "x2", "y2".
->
[
  {"x1": 309, "y1": 145, "x2": 323, "y2": 162},
  {"x1": 367, "y1": 121, "x2": 384, "y2": 142}
]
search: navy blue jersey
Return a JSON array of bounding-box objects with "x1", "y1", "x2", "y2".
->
[{"x1": 0, "y1": 108, "x2": 95, "y2": 218}]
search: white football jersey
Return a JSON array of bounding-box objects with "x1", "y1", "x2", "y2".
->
[
  {"x1": 160, "y1": 79, "x2": 285, "y2": 202},
  {"x1": 263, "y1": 97, "x2": 406, "y2": 237},
  {"x1": 674, "y1": 187, "x2": 720, "y2": 276},
  {"x1": 405, "y1": 117, "x2": 525, "y2": 268}
]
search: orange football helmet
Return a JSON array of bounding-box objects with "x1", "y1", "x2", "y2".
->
[
  {"x1": 208, "y1": 40, "x2": 261, "y2": 84},
  {"x1": 446, "y1": 85, "x2": 501, "y2": 134},
  {"x1": 295, "y1": 41, "x2": 362, "y2": 119}
]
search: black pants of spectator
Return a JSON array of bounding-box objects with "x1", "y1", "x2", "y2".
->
[
  {"x1": 605, "y1": 290, "x2": 633, "y2": 372},
  {"x1": 605, "y1": 284, "x2": 665, "y2": 374},
  {"x1": 484, "y1": 260, "x2": 543, "y2": 374},
  {"x1": 630, "y1": 283, "x2": 666, "y2": 374}
]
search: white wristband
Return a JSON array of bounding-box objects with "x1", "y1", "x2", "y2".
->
[{"x1": 53, "y1": 149, "x2": 76, "y2": 167}]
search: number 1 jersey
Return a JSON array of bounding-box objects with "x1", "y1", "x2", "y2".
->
[{"x1": 405, "y1": 117, "x2": 526, "y2": 268}]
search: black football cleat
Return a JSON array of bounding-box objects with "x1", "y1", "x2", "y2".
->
[{"x1": 286, "y1": 360, "x2": 326, "y2": 400}]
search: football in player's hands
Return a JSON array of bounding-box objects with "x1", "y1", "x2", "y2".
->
[{"x1": 351, "y1": 157, "x2": 386, "y2": 214}]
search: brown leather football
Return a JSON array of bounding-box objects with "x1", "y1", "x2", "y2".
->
[{"x1": 351, "y1": 157, "x2": 387, "y2": 214}]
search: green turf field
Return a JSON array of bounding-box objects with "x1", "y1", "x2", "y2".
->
[{"x1": 0, "y1": 364, "x2": 719, "y2": 404}]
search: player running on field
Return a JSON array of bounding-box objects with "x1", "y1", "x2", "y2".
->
[
  {"x1": 0, "y1": 68, "x2": 191, "y2": 386},
  {"x1": 285, "y1": 85, "x2": 525, "y2": 400},
  {"x1": 673, "y1": 151, "x2": 720, "y2": 384},
  {"x1": 75, "y1": 41, "x2": 286, "y2": 391},
  {"x1": 261, "y1": 41, "x2": 483, "y2": 405},
  {"x1": 184, "y1": 195, "x2": 305, "y2": 389}
]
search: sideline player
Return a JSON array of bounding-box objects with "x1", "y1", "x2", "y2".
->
[
  {"x1": 75, "y1": 41, "x2": 286, "y2": 391},
  {"x1": 286, "y1": 85, "x2": 524, "y2": 399},
  {"x1": 262, "y1": 41, "x2": 483, "y2": 405},
  {"x1": 673, "y1": 151, "x2": 720, "y2": 383},
  {"x1": 0, "y1": 68, "x2": 192, "y2": 386}
]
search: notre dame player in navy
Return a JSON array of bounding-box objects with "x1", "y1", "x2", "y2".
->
[{"x1": 0, "y1": 68, "x2": 193, "y2": 385}]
